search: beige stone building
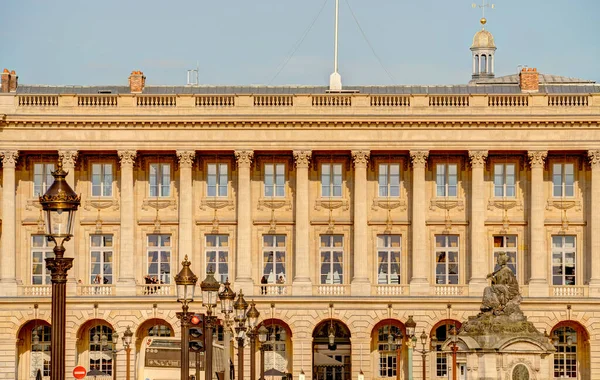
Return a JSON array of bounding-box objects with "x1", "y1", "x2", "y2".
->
[{"x1": 1, "y1": 26, "x2": 599, "y2": 380}]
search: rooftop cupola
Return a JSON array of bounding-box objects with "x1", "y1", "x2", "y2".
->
[{"x1": 471, "y1": 17, "x2": 497, "y2": 81}]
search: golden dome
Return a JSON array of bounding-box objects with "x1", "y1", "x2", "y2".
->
[{"x1": 471, "y1": 29, "x2": 496, "y2": 49}]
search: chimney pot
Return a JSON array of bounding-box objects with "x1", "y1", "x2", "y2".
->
[
  {"x1": 129, "y1": 70, "x2": 146, "y2": 93},
  {"x1": 520, "y1": 67, "x2": 539, "y2": 93},
  {"x1": 1, "y1": 69, "x2": 10, "y2": 93}
]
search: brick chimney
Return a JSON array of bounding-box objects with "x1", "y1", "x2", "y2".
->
[
  {"x1": 1, "y1": 69, "x2": 9, "y2": 93},
  {"x1": 129, "y1": 70, "x2": 146, "y2": 93},
  {"x1": 9, "y1": 70, "x2": 18, "y2": 92},
  {"x1": 519, "y1": 67, "x2": 539, "y2": 92}
]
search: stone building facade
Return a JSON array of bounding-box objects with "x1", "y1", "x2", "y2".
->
[{"x1": 1, "y1": 29, "x2": 600, "y2": 380}]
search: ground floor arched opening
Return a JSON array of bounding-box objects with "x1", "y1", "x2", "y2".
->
[
  {"x1": 16, "y1": 319, "x2": 51, "y2": 380},
  {"x1": 313, "y1": 319, "x2": 351, "y2": 380}
]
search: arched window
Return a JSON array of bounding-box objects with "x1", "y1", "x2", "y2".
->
[
  {"x1": 481, "y1": 55, "x2": 487, "y2": 73},
  {"x1": 89, "y1": 325, "x2": 115, "y2": 375},
  {"x1": 553, "y1": 326, "x2": 577, "y2": 378},
  {"x1": 377, "y1": 324, "x2": 402, "y2": 378},
  {"x1": 263, "y1": 324, "x2": 288, "y2": 374},
  {"x1": 31, "y1": 325, "x2": 51, "y2": 378},
  {"x1": 148, "y1": 323, "x2": 172, "y2": 337}
]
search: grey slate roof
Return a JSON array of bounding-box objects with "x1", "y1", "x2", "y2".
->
[{"x1": 475, "y1": 73, "x2": 595, "y2": 84}]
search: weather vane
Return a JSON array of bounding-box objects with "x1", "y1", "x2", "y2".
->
[{"x1": 472, "y1": 0, "x2": 495, "y2": 28}]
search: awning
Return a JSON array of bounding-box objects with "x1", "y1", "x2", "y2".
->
[
  {"x1": 264, "y1": 368, "x2": 287, "y2": 376},
  {"x1": 313, "y1": 352, "x2": 344, "y2": 367}
]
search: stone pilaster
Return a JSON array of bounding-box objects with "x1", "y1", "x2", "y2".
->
[
  {"x1": 0, "y1": 151, "x2": 18, "y2": 295},
  {"x1": 528, "y1": 150, "x2": 548, "y2": 297},
  {"x1": 351, "y1": 150, "x2": 370, "y2": 296},
  {"x1": 409, "y1": 150, "x2": 430, "y2": 295},
  {"x1": 469, "y1": 150, "x2": 488, "y2": 295},
  {"x1": 292, "y1": 150, "x2": 312, "y2": 295},
  {"x1": 234, "y1": 150, "x2": 254, "y2": 294},
  {"x1": 291, "y1": 337, "x2": 313, "y2": 380},
  {"x1": 117, "y1": 150, "x2": 137, "y2": 295},
  {"x1": 177, "y1": 151, "x2": 196, "y2": 274},
  {"x1": 588, "y1": 150, "x2": 600, "y2": 295}
]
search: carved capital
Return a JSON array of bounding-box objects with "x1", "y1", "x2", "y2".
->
[
  {"x1": 409, "y1": 150, "x2": 429, "y2": 168},
  {"x1": 469, "y1": 150, "x2": 488, "y2": 168},
  {"x1": 46, "y1": 256, "x2": 74, "y2": 283},
  {"x1": 293, "y1": 150, "x2": 312, "y2": 168},
  {"x1": 0, "y1": 151, "x2": 19, "y2": 168},
  {"x1": 59, "y1": 150, "x2": 78, "y2": 168},
  {"x1": 588, "y1": 150, "x2": 600, "y2": 168},
  {"x1": 118, "y1": 150, "x2": 137, "y2": 167},
  {"x1": 351, "y1": 150, "x2": 370, "y2": 168},
  {"x1": 527, "y1": 151, "x2": 547, "y2": 169},
  {"x1": 176, "y1": 150, "x2": 196, "y2": 168},
  {"x1": 234, "y1": 150, "x2": 254, "y2": 168}
]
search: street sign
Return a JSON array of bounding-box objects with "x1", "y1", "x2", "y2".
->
[{"x1": 73, "y1": 365, "x2": 87, "y2": 379}]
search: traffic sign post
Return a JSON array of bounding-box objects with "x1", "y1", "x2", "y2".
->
[{"x1": 73, "y1": 365, "x2": 87, "y2": 379}]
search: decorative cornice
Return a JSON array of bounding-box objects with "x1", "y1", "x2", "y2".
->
[
  {"x1": 0, "y1": 151, "x2": 19, "y2": 167},
  {"x1": 234, "y1": 150, "x2": 254, "y2": 168},
  {"x1": 468, "y1": 150, "x2": 488, "y2": 168},
  {"x1": 351, "y1": 150, "x2": 370, "y2": 168},
  {"x1": 527, "y1": 151, "x2": 548, "y2": 168},
  {"x1": 588, "y1": 150, "x2": 600, "y2": 168},
  {"x1": 59, "y1": 150, "x2": 78, "y2": 168},
  {"x1": 176, "y1": 150, "x2": 196, "y2": 168},
  {"x1": 409, "y1": 150, "x2": 429, "y2": 168},
  {"x1": 293, "y1": 150, "x2": 312, "y2": 168},
  {"x1": 118, "y1": 150, "x2": 137, "y2": 167}
]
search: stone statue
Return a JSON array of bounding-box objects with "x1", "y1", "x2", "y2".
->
[{"x1": 480, "y1": 252, "x2": 522, "y2": 316}]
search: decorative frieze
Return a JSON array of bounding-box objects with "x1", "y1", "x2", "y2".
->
[
  {"x1": 0, "y1": 151, "x2": 19, "y2": 167},
  {"x1": 409, "y1": 150, "x2": 429, "y2": 168},
  {"x1": 234, "y1": 150, "x2": 254, "y2": 168},
  {"x1": 176, "y1": 150, "x2": 196, "y2": 168},
  {"x1": 118, "y1": 150, "x2": 137, "y2": 167},
  {"x1": 293, "y1": 150, "x2": 312, "y2": 168},
  {"x1": 528, "y1": 150, "x2": 548, "y2": 168},
  {"x1": 468, "y1": 150, "x2": 488, "y2": 168},
  {"x1": 351, "y1": 150, "x2": 370, "y2": 168}
]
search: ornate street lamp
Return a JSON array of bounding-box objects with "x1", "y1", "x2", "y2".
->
[
  {"x1": 257, "y1": 325, "x2": 268, "y2": 380},
  {"x1": 246, "y1": 301, "x2": 260, "y2": 380},
  {"x1": 111, "y1": 331, "x2": 119, "y2": 380},
  {"x1": 122, "y1": 326, "x2": 133, "y2": 380},
  {"x1": 219, "y1": 280, "x2": 236, "y2": 380},
  {"x1": 394, "y1": 331, "x2": 403, "y2": 380},
  {"x1": 39, "y1": 161, "x2": 80, "y2": 380},
  {"x1": 201, "y1": 269, "x2": 220, "y2": 380},
  {"x1": 174, "y1": 256, "x2": 198, "y2": 380},
  {"x1": 233, "y1": 291, "x2": 249, "y2": 380},
  {"x1": 405, "y1": 315, "x2": 417, "y2": 380},
  {"x1": 449, "y1": 325, "x2": 459, "y2": 380},
  {"x1": 415, "y1": 329, "x2": 436, "y2": 380}
]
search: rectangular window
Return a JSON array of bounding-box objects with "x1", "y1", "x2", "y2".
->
[
  {"x1": 147, "y1": 235, "x2": 171, "y2": 284},
  {"x1": 321, "y1": 163, "x2": 342, "y2": 198},
  {"x1": 262, "y1": 235, "x2": 286, "y2": 283},
  {"x1": 91, "y1": 163, "x2": 113, "y2": 197},
  {"x1": 436, "y1": 163, "x2": 457, "y2": 197},
  {"x1": 552, "y1": 235, "x2": 576, "y2": 286},
  {"x1": 493, "y1": 235, "x2": 517, "y2": 276},
  {"x1": 377, "y1": 235, "x2": 401, "y2": 284},
  {"x1": 207, "y1": 163, "x2": 228, "y2": 197},
  {"x1": 379, "y1": 354, "x2": 397, "y2": 377},
  {"x1": 149, "y1": 163, "x2": 171, "y2": 197},
  {"x1": 33, "y1": 163, "x2": 55, "y2": 196},
  {"x1": 205, "y1": 235, "x2": 229, "y2": 283},
  {"x1": 264, "y1": 163, "x2": 285, "y2": 197},
  {"x1": 320, "y1": 235, "x2": 343, "y2": 284},
  {"x1": 31, "y1": 235, "x2": 53, "y2": 285},
  {"x1": 436, "y1": 353, "x2": 448, "y2": 377},
  {"x1": 378, "y1": 163, "x2": 400, "y2": 197},
  {"x1": 90, "y1": 235, "x2": 113, "y2": 285},
  {"x1": 494, "y1": 163, "x2": 516, "y2": 198},
  {"x1": 435, "y1": 235, "x2": 459, "y2": 285},
  {"x1": 553, "y1": 163, "x2": 574, "y2": 198}
]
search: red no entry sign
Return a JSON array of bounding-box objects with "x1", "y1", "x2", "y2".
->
[{"x1": 73, "y1": 365, "x2": 87, "y2": 379}]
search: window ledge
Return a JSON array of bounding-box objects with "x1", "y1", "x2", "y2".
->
[
  {"x1": 430, "y1": 198, "x2": 464, "y2": 211},
  {"x1": 372, "y1": 197, "x2": 407, "y2": 211},
  {"x1": 258, "y1": 197, "x2": 292, "y2": 211},
  {"x1": 546, "y1": 198, "x2": 581, "y2": 211},
  {"x1": 142, "y1": 198, "x2": 177, "y2": 211},
  {"x1": 200, "y1": 197, "x2": 234, "y2": 211},
  {"x1": 84, "y1": 198, "x2": 119, "y2": 211},
  {"x1": 487, "y1": 198, "x2": 522, "y2": 211},
  {"x1": 315, "y1": 198, "x2": 349, "y2": 211}
]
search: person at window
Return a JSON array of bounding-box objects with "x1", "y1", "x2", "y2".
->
[
  {"x1": 260, "y1": 275, "x2": 268, "y2": 295},
  {"x1": 276, "y1": 275, "x2": 285, "y2": 294}
]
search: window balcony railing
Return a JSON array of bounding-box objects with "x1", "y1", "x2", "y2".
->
[
  {"x1": 314, "y1": 284, "x2": 349, "y2": 296},
  {"x1": 551, "y1": 285, "x2": 588, "y2": 297},
  {"x1": 256, "y1": 284, "x2": 290, "y2": 296},
  {"x1": 373, "y1": 284, "x2": 408, "y2": 296},
  {"x1": 19, "y1": 285, "x2": 52, "y2": 296},
  {"x1": 433, "y1": 284, "x2": 468, "y2": 296},
  {"x1": 136, "y1": 284, "x2": 175, "y2": 296},
  {"x1": 77, "y1": 284, "x2": 115, "y2": 296}
]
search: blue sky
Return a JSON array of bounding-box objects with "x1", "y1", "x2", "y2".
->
[{"x1": 3, "y1": 0, "x2": 599, "y2": 86}]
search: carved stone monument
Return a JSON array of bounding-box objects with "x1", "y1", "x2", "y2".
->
[{"x1": 444, "y1": 252, "x2": 555, "y2": 379}]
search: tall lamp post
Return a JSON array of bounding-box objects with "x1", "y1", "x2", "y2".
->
[
  {"x1": 111, "y1": 331, "x2": 119, "y2": 380},
  {"x1": 246, "y1": 302, "x2": 260, "y2": 380},
  {"x1": 414, "y1": 329, "x2": 436, "y2": 380},
  {"x1": 389, "y1": 330, "x2": 403, "y2": 380},
  {"x1": 174, "y1": 256, "x2": 198, "y2": 380},
  {"x1": 257, "y1": 325, "x2": 268, "y2": 380},
  {"x1": 39, "y1": 161, "x2": 80, "y2": 380},
  {"x1": 449, "y1": 325, "x2": 459, "y2": 380},
  {"x1": 219, "y1": 280, "x2": 236, "y2": 380},
  {"x1": 233, "y1": 291, "x2": 249, "y2": 380},
  {"x1": 122, "y1": 326, "x2": 133, "y2": 380},
  {"x1": 405, "y1": 316, "x2": 416, "y2": 380},
  {"x1": 201, "y1": 269, "x2": 220, "y2": 380}
]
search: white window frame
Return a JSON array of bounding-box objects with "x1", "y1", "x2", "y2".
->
[
  {"x1": 205, "y1": 234, "x2": 229, "y2": 283},
  {"x1": 146, "y1": 234, "x2": 172, "y2": 284},
  {"x1": 264, "y1": 163, "x2": 285, "y2": 198},
  {"x1": 321, "y1": 163, "x2": 343, "y2": 198},
  {"x1": 552, "y1": 235, "x2": 576, "y2": 286},
  {"x1": 553, "y1": 326, "x2": 578, "y2": 379},
  {"x1": 377, "y1": 325, "x2": 401, "y2": 378},
  {"x1": 493, "y1": 235, "x2": 518, "y2": 276},
  {"x1": 91, "y1": 162, "x2": 114, "y2": 197},
  {"x1": 207, "y1": 162, "x2": 229, "y2": 198},
  {"x1": 434, "y1": 235, "x2": 459, "y2": 285},
  {"x1": 493, "y1": 163, "x2": 516, "y2": 198},
  {"x1": 33, "y1": 162, "x2": 55, "y2": 196},
  {"x1": 32, "y1": 235, "x2": 53, "y2": 285},
  {"x1": 436, "y1": 163, "x2": 458, "y2": 197},
  {"x1": 319, "y1": 235, "x2": 344, "y2": 284},
  {"x1": 149, "y1": 162, "x2": 171, "y2": 198},
  {"x1": 31, "y1": 325, "x2": 51, "y2": 378},
  {"x1": 262, "y1": 234, "x2": 286, "y2": 284},
  {"x1": 90, "y1": 234, "x2": 114, "y2": 285},
  {"x1": 552, "y1": 162, "x2": 575, "y2": 198},
  {"x1": 378, "y1": 163, "x2": 401, "y2": 198},
  {"x1": 376, "y1": 235, "x2": 401, "y2": 285},
  {"x1": 89, "y1": 325, "x2": 115, "y2": 375}
]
